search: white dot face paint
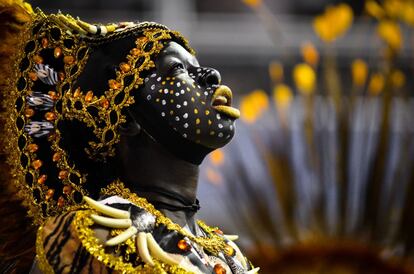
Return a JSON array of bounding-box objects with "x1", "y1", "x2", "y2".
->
[{"x1": 138, "y1": 42, "x2": 236, "y2": 149}]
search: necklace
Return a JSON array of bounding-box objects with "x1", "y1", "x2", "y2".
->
[{"x1": 100, "y1": 180, "x2": 227, "y2": 256}]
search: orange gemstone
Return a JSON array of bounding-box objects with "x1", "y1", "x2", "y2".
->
[
  {"x1": 119, "y1": 62, "x2": 131, "y2": 73},
  {"x1": 25, "y1": 108, "x2": 35, "y2": 118},
  {"x1": 108, "y1": 79, "x2": 121, "y2": 90},
  {"x1": 85, "y1": 91, "x2": 94, "y2": 102},
  {"x1": 63, "y1": 55, "x2": 75, "y2": 65},
  {"x1": 41, "y1": 37, "x2": 49, "y2": 48},
  {"x1": 45, "y1": 189, "x2": 55, "y2": 200},
  {"x1": 58, "y1": 170, "x2": 69, "y2": 180},
  {"x1": 54, "y1": 47, "x2": 62, "y2": 58},
  {"x1": 33, "y1": 55, "x2": 43, "y2": 64},
  {"x1": 48, "y1": 91, "x2": 59, "y2": 100},
  {"x1": 224, "y1": 244, "x2": 235, "y2": 256},
  {"x1": 63, "y1": 185, "x2": 72, "y2": 195},
  {"x1": 37, "y1": 174, "x2": 47, "y2": 184},
  {"x1": 213, "y1": 264, "x2": 226, "y2": 274},
  {"x1": 177, "y1": 239, "x2": 191, "y2": 251},
  {"x1": 57, "y1": 196, "x2": 65, "y2": 207},
  {"x1": 214, "y1": 228, "x2": 224, "y2": 235},
  {"x1": 130, "y1": 48, "x2": 141, "y2": 56},
  {"x1": 27, "y1": 143, "x2": 39, "y2": 152},
  {"x1": 32, "y1": 159, "x2": 42, "y2": 170},
  {"x1": 73, "y1": 87, "x2": 81, "y2": 98},
  {"x1": 45, "y1": 112, "x2": 56, "y2": 121},
  {"x1": 52, "y1": 152, "x2": 62, "y2": 162},
  {"x1": 100, "y1": 98, "x2": 109, "y2": 109},
  {"x1": 58, "y1": 71, "x2": 65, "y2": 81},
  {"x1": 28, "y1": 71, "x2": 38, "y2": 81},
  {"x1": 138, "y1": 36, "x2": 148, "y2": 45}
]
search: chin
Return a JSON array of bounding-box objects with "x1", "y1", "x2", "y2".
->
[{"x1": 199, "y1": 120, "x2": 236, "y2": 149}]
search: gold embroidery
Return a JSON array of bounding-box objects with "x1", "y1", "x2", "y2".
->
[
  {"x1": 101, "y1": 180, "x2": 227, "y2": 256},
  {"x1": 73, "y1": 209, "x2": 190, "y2": 274}
]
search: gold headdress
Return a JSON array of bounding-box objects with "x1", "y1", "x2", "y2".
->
[{"x1": 3, "y1": 7, "x2": 195, "y2": 225}]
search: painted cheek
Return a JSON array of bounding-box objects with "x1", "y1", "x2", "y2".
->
[{"x1": 143, "y1": 72, "x2": 234, "y2": 144}]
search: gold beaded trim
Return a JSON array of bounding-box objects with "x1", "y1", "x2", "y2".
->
[
  {"x1": 73, "y1": 209, "x2": 190, "y2": 274},
  {"x1": 101, "y1": 180, "x2": 228, "y2": 256},
  {"x1": 5, "y1": 10, "x2": 91, "y2": 224},
  {"x1": 62, "y1": 28, "x2": 180, "y2": 160},
  {"x1": 36, "y1": 225, "x2": 55, "y2": 274}
]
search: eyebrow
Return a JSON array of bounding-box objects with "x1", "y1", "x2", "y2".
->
[{"x1": 165, "y1": 47, "x2": 199, "y2": 67}]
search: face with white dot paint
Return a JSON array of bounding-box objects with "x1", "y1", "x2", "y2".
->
[{"x1": 137, "y1": 41, "x2": 238, "y2": 149}]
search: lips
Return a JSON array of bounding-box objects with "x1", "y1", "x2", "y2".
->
[{"x1": 211, "y1": 85, "x2": 240, "y2": 119}]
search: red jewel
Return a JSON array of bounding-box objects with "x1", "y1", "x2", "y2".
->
[
  {"x1": 119, "y1": 62, "x2": 131, "y2": 73},
  {"x1": 54, "y1": 47, "x2": 62, "y2": 58},
  {"x1": 58, "y1": 170, "x2": 69, "y2": 180},
  {"x1": 32, "y1": 159, "x2": 42, "y2": 170},
  {"x1": 27, "y1": 143, "x2": 39, "y2": 153},
  {"x1": 37, "y1": 174, "x2": 47, "y2": 184},
  {"x1": 28, "y1": 71, "x2": 38, "y2": 81},
  {"x1": 214, "y1": 228, "x2": 223, "y2": 235},
  {"x1": 100, "y1": 98, "x2": 109, "y2": 109},
  {"x1": 45, "y1": 189, "x2": 55, "y2": 200},
  {"x1": 130, "y1": 48, "x2": 141, "y2": 56},
  {"x1": 63, "y1": 55, "x2": 75, "y2": 65},
  {"x1": 52, "y1": 152, "x2": 62, "y2": 162},
  {"x1": 63, "y1": 185, "x2": 72, "y2": 195},
  {"x1": 85, "y1": 91, "x2": 94, "y2": 103},
  {"x1": 25, "y1": 108, "x2": 35, "y2": 118},
  {"x1": 48, "y1": 91, "x2": 59, "y2": 101},
  {"x1": 213, "y1": 264, "x2": 226, "y2": 274},
  {"x1": 41, "y1": 37, "x2": 49, "y2": 48},
  {"x1": 45, "y1": 112, "x2": 56, "y2": 121},
  {"x1": 108, "y1": 79, "x2": 121, "y2": 90},
  {"x1": 57, "y1": 196, "x2": 65, "y2": 207},
  {"x1": 73, "y1": 87, "x2": 81, "y2": 98},
  {"x1": 177, "y1": 239, "x2": 191, "y2": 251}
]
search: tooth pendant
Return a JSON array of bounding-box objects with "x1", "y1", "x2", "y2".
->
[{"x1": 84, "y1": 196, "x2": 134, "y2": 246}]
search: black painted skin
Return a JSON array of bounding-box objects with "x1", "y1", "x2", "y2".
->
[{"x1": 117, "y1": 41, "x2": 237, "y2": 234}]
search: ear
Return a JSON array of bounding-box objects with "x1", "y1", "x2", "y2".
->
[{"x1": 119, "y1": 110, "x2": 141, "y2": 136}]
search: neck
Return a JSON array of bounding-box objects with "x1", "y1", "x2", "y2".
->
[{"x1": 117, "y1": 131, "x2": 200, "y2": 231}]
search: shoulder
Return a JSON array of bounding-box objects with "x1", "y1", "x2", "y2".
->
[{"x1": 36, "y1": 210, "x2": 111, "y2": 274}]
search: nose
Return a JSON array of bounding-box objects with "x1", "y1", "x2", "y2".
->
[{"x1": 200, "y1": 68, "x2": 221, "y2": 87}]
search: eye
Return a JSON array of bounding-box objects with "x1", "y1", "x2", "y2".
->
[{"x1": 170, "y1": 62, "x2": 185, "y2": 73}]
